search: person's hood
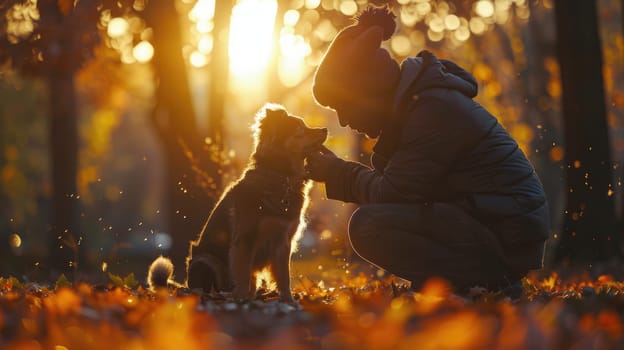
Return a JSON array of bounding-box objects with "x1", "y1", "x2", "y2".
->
[
  {"x1": 392, "y1": 50, "x2": 478, "y2": 112},
  {"x1": 372, "y1": 51, "x2": 478, "y2": 167}
]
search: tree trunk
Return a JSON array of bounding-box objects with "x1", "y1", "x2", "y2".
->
[
  {"x1": 553, "y1": 0, "x2": 619, "y2": 262},
  {"x1": 208, "y1": 0, "x2": 233, "y2": 150},
  {"x1": 521, "y1": 0, "x2": 563, "y2": 266},
  {"x1": 622, "y1": 0, "x2": 624, "y2": 45},
  {"x1": 145, "y1": 0, "x2": 218, "y2": 275},
  {"x1": 47, "y1": 71, "x2": 80, "y2": 278},
  {"x1": 36, "y1": 0, "x2": 83, "y2": 279}
]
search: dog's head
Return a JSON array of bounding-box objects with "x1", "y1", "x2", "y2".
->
[{"x1": 252, "y1": 104, "x2": 328, "y2": 174}]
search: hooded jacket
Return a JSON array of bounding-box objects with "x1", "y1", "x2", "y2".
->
[{"x1": 324, "y1": 51, "x2": 550, "y2": 249}]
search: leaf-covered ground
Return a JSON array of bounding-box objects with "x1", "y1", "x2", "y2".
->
[{"x1": 1, "y1": 265, "x2": 624, "y2": 350}]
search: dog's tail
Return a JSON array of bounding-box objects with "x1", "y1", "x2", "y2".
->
[{"x1": 147, "y1": 256, "x2": 174, "y2": 290}]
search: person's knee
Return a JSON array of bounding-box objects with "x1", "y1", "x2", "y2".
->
[
  {"x1": 348, "y1": 205, "x2": 382, "y2": 254},
  {"x1": 348, "y1": 205, "x2": 376, "y2": 235}
]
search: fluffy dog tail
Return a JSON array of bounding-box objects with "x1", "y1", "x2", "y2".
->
[{"x1": 147, "y1": 256, "x2": 174, "y2": 290}]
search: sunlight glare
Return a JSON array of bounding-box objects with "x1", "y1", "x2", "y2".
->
[
  {"x1": 229, "y1": 0, "x2": 277, "y2": 78},
  {"x1": 278, "y1": 29, "x2": 310, "y2": 86},
  {"x1": 189, "y1": 0, "x2": 215, "y2": 22},
  {"x1": 198, "y1": 36, "x2": 213, "y2": 54},
  {"x1": 284, "y1": 9, "x2": 300, "y2": 27},
  {"x1": 196, "y1": 20, "x2": 213, "y2": 33},
  {"x1": 190, "y1": 51, "x2": 208, "y2": 68}
]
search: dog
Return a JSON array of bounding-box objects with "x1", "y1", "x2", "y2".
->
[{"x1": 148, "y1": 104, "x2": 327, "y2": 303}]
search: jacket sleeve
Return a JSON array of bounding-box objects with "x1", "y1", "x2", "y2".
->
[{"x1": 324, "y1": 96, "x2": 478, "y2": 204}]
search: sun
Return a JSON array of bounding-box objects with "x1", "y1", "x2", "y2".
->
[
  {"x1": 228, "y1": 0, "x2": 277, "y2": 78},
  {"x1": 188, "y1": 0, "x2": 309, "y2": 93}
]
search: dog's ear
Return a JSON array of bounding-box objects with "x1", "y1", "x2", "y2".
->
[
  {"x1": 260, "y1": 107, "x2": 287, "y2": 127},
  {"x1": 257, "y1": 107, "x2": 286, "y2": 139}
]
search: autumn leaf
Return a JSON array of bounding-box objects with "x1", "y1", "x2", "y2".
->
[
  {"x1": 123, "y1": 273, "x2": 139, "y2": 289},
  {"x1": 55, "y1": 274, "x2": 72, "y2": 290},
  {"x1": 108, "y1": 272, "x2": 139, "y2": 289},
  {"x1": 3, "y1": 268, "x2": 624, "y2": 349},
  {"x1": 521, "y1": 276, "x2": 539, "y2": 294},
  {"x1": 8, "y1": 276, "x2": 24, "y2": 290},
  {"x1": 108, "y1": 272, "x2": 124, "y2": 288}
]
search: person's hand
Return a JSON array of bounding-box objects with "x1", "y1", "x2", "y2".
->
[{"x1": 305, "y1": 145, "x2": 339, "y2": 182}]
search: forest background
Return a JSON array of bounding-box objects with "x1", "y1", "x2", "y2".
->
[{"x1": 1, "y1": 0, "x2": 623, "y2": 283}]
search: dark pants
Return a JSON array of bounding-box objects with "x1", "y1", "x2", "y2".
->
[{"x1": 348, "y1": 203, "x2": 539, "y2": 293}]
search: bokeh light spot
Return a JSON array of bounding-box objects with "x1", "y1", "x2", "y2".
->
[
  {"x1": 190, "y1": 51, "x2": 208, "y2": 67},
  {"x1": 444, "y1": 14, "x2": 460, "y2": 30},
  {"x1": 339, "y1": 1, "x2": 358, "y2": 16},
  {"x1": 107, "y1": 17, "x2": 129, "y2": 38},
  {"x1": 469, "y1": 16, "x2": 487, "y2": 35},
  {"x1": 391, "y1": 35, "x2": 412, "y2": 56},
  {"x1": 132, "y1": 41, "x2": 154, "y2": 63},
  {"x1": 9, "y1": 233, "x2": 21, "y2": 248},
  {"x1": 305, "y1": 0, "x2": 320, "y2": 9},
  {"x1": 284, "y1": 9, "x2": 300, "y2": 27},
  {"x1": 475, "y1": 0, "x2": 495, "y2": 18}
]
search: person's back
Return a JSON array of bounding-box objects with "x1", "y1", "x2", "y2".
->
[
  {"x1": 395, "y1": 83, "x2": 549, "y2": 246},
  {"x1": 398, "y1": 84, "x2": 549, "y2": 272},
  {"x1": 442, "y1": 89, "x2": 549, "y2": 247}
]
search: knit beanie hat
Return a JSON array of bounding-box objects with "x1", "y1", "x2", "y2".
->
[{"x1": 312, "y1": 6, "x2": 401, "y2": 109}]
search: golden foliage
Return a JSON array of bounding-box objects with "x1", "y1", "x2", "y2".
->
[{"x1": 1, "y1": 269, "x2": 624, "y2": 349}]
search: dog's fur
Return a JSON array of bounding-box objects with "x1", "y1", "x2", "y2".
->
[{"x1": 148, "y1": 104, "x2": 327, "y2": 302}]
